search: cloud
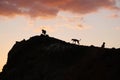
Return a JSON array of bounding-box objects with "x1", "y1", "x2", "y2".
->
[
  {"x1": 0, "y1": 0, "x2": 119, "y2": 18},
  {"x1": 77, "y1": 23, "x2": 91, "y2": 30},
  {"x1": 115, "y1": 26, "x2": 120, "y2": 30},
  {"x1": 59, "y1": 0, "x2": 119, "y2": 14},
  {"x1": 107, "y1": 14, "x2": 120, "y2": 18},
  {"x1": 78, "y1": 24, "x2": 84, "y2": 28}
]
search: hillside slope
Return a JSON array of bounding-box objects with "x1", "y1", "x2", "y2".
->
[{"x1": 0, "y1": 35, "x2": 120, "y2": 80}]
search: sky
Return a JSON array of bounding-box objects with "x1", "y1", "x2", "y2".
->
[{"x1": 0, "y1": 0, "x2": 120, "y2": 72}]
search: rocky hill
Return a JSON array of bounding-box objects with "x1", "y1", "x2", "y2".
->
[{"x1": 0, "y1": 34, "x2": 120, "y2": 80}]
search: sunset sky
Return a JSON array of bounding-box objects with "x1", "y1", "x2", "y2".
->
[{"x1": 0, "y1": 0, "x2": 120, "y2": 71}]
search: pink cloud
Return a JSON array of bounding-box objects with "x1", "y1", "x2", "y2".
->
[
  {"x1": 107, "y1": 14, "x2": 120, "y2": 18},
  {"x1": 0, "y1": 0, "x2": 119, "y2": 18},
  {"x1": 115, "y1": 26, "x2": 120, "y2": 30}
]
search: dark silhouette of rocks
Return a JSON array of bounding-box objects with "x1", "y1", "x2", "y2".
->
[{"x1": 0, "y1": 35, "x2": 120, "y2": 80}]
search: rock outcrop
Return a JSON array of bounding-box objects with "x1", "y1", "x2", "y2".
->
[{"x1": 0, "y1": 35, "x2": 120, "y2": 80}]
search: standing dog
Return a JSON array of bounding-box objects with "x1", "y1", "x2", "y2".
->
[{"x1": 71, "y1": 39, "x2": 81, "y2": 44}]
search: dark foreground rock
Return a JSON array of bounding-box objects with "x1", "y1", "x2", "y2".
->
[{"x1": 0, "y1": 35, "x2": 120, "y2": 80}]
